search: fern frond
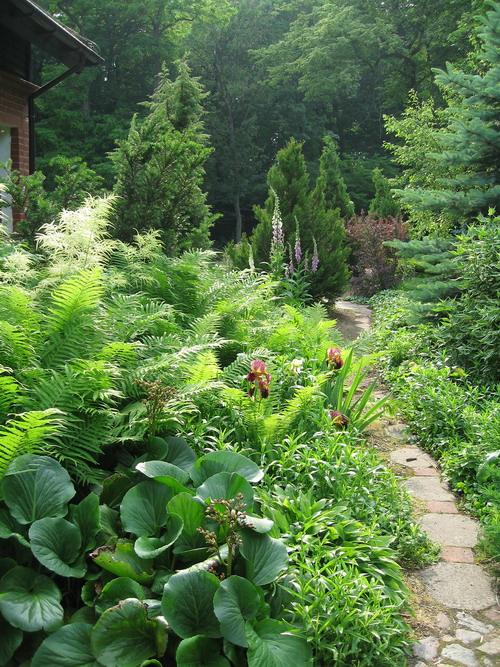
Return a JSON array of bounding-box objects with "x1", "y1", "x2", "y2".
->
[
  {"x1": 0, "y1": 373, "x2": 20, "y2": 422},
  {"x1": 41, "y1": 268, "x2": 104, "y2": 367},
  {"x1": 0, "y1": 409, "x2": 63, "y2": 479}
]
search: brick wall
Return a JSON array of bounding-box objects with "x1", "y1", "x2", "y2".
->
[
  {"x1": 0, "y1": 70, "x2": 39, "y2": 229},
  {"x1": 0, "y1": 70, "x2": 37, "y2": 175}
]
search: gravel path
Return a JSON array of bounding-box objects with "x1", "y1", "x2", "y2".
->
[{"x1": 333, "y1": 300, "x2": 499, "y2": 667}]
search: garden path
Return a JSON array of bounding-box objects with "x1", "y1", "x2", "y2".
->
[{"x1": 332, "y1": 300, "x2": 499, "y2": 667}]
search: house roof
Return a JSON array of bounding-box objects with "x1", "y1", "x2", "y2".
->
[{"x1": 0, "y1": 0, "x2": 104, "y2": 69}]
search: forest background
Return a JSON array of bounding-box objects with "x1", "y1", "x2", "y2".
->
[{"x1": 31, "y1": 0, "x2": 485, "y2": 245}]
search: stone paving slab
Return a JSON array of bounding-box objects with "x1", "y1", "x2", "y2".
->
[
  {"x1": 418, "y1": 563, "x2": 497, "y2": 610},
  {"x1": 419, "y1": 513, "x2": 480, "y2": 548},
  {"x1": 390, "y1": 446, "x2": 437, "y2": 469},
  {"x1": 441, "y1": 546, "x2": 475, "y2": 563},
  {"x1": 405, "y1": 476, "x2": 455, "y2": 501},
  {"x1": 426, "y1": 500, "x2": 459, "y2": 514}
]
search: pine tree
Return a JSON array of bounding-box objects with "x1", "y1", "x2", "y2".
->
[
  {"x1": 399, "y1": 2, "x2": 500, "y2": 218},
  {"x1": 312, "y1": 136, "x2": 354, "y2": 219},
  {"x1": 252, "y1": 138, "x2": 310, "y2": 266},
  {"x1": 368, "y1": 168, "x2": 401, "y2": 218},
  {"x1": 251, "y1": 138, "x2": 349, "y2": 297},
  {"x1": 111, "y1": 60, "x2": 215, "y2": 251}
]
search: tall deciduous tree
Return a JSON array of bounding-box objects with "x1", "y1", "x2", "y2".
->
[{"x1": 110, "y1": 61, "x2": 215, "y2": 250}]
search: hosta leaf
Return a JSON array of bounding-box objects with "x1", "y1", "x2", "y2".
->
[
  {"x1": 120, "y1": 481, "x2": 172, "y2": 537},
  {"x1": 91, "y1": 540, "x2": 154, "y2": 584},
  {"x1": 91, "y1": 599, "x2": 163, "y2": 667},
  {"x1": 245, "y1": 620, "x2": 312, "y2": 667},
  {"x1": 31, "y1": 623, "x2": 100, "y2": 667},
  {"x1": 240, "y1": 530, "x2": 288, "y2": 586},
  {"x1": 176, "y1": 636, "x2": 230, "y2": 667},
  {"x1": 213, "y1": 576, "x2": 261, "y2": 647},
  {"x1": 191, "y1": 451, "x2": 263, "y2": 486},
  {"x1": 162, "y1": 570, "x2": 221, "y2": 638},
  {"x1": 136, "y1": 460, "x2": 191, "y2": 494},
  {"x1": 69, "y1": 493, "x2": 101, "y2": 551},
  {"x1": 134, "y1": 514, "x2": 183, "y2": 559},
  {"x1": 0, "y1": 507, "x2": 30, "y2": 547},
  {"x1": 146, "y1": 436, "x2": 196, "y2": 471},
  {"x1": 0, "y1": 566, "x2": 63, "y2": 632},
  {"x1": 2, "y1": 455, "x2": 75, "y2": 525},
  {"x1": 95, "y1": 577, "x2": 145, "y2": 615},
  {"x1": 0, "y1": 616, "x2": 23, "y2": 666},
  {"x1": 29, "y1": 518, "x2": 86, "y2": 578},
  {"x1": 196, "y1": 472, "x2": 254, "y2": 509}
]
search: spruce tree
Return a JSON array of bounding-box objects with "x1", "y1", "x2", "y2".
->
[
  {"x1": 399, "y1": 2, "x2": 500, "y2": 218},
  {"x1": 312, "y1": 136, "x2": 354, "y2": 219},
  {"x1": 111, "y1": 60, "x2": 214, "y2": 250},
  {"x1": 368, "y1": 168, "x2": 401, "y2": 218},
  {"x1": 385, "y1": 237, "x2": 459, "y2": 320}
]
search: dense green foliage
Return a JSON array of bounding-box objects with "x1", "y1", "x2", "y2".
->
[
  {"x1": 0, "y1": 199, "x2": 436, "y2": 665},
  {"x1": 369, "y1": 214, "x2": 500, "y2": 565},
  {"x1": 386, "y1": 2, "x2": 500, "y2": 234},
  {"x1": 32, "y1": 0, "x2": 479, "y2": 240},
  {"x1": 250, "y1": 138, "x2": 350, "y2": 297},
  {"x1": 110, "y1": 61, "x2": 215, "y2": 250}
]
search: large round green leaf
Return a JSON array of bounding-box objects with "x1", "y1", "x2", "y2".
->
[
  {"x1": 240, "y1": 530, "x2": 288, "y2": 586},
  {"x1": 167, "y1": 493, "x2": 206, "y2": 555},
  {"x1": 196, "y1": 473, "x2": 254, "y2": 509},
  {"x1": 176, "y1": 636, "x2": 230, "y2": 667},
  {"x1": 245, "y1": 619, "x2": 312, "y2": 667},
  {"x1": 0, "y1": 616, "x2": 23, "y2": 666},
  {"x1": 95, "y1": 577, "x2": 145, "y2": 615},
  {"x1": 91, "y1": 540, "x2": 154, "y2": 584},
  {"x1": 146, "y1": 436, "x2": 196, "y2": 471},
  {"x1": 134, "y1": 514, "x2": 183, "y2": 559},
  {"x1": 190, "y1": 452, "x2": 263, "y2": 486},
  {"x1": 69, "y1": 493, "x2": 101, "y2": 551},
  {"x1": 213, "y1": 576, "x2": 261, "y2": 647},
  {"x1": 162, "y1": 570, "x2": 221, "y2": 639},
  {"x1": 29, "y1": 518, "x2": 86, "y2": 578},
  {"x1": 31, "y1": 623, "x2": 100, "y2": 667},
  {"x1": 120, "y1": 481, "x2": 172, "y2": 537},
  {"x1": 136, "y1": 460, "x2": 191, "y2": 494},
  {"x1": 0, "y1": 507, "x2": 29, "y2": 548},
  {"x1": 2, "y1": 455, "x2": 75, "y2": 525},
  {"x1": 91, "y1": 599, "x2": 162, "y2": 667},
  {"x1": 0, "y1": 566, "x2": 63, "y2": 632}
]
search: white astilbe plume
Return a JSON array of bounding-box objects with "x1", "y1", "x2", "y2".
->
[
  {"x1": 36, "y1": 195, "x2": 117, "y2": 275},
  {"x1": 0, "y1": 249, "x2": 35, "y2": 285}
]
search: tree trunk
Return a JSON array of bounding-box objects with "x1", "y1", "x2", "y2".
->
[{"x1": 234, "y1": 192, "x2": 242, "y2": 243}]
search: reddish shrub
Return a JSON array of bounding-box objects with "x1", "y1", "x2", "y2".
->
[{"x1": 346, "y1": 214, "x2": 408, "y2": 296}]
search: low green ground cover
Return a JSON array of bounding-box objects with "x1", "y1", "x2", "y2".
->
[
  {"x1": 0, "y1": 199, "x2": 434, "y2": 666},
  {"x1": 369, "y1": 289, "x2": 499, "y2": 568}
]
